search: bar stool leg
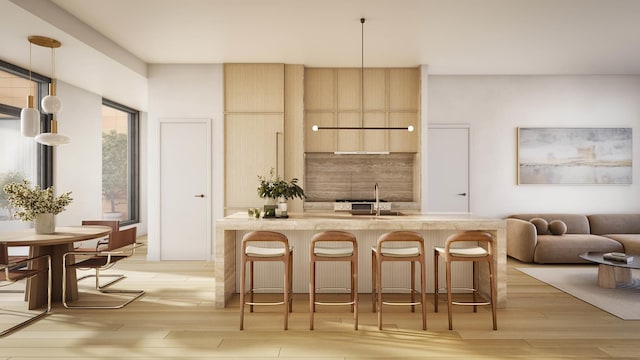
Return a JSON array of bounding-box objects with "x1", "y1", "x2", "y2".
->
[
  {"x1": 473, "y1": 261, "x2": 478, "y2": 313},
  {"x1": 352, "y1": 258, "x2": 359, "y2": 330},
  {"x1": 411, "y1": 261, "x2": 416, "y2": 313},
  {"x1": 420, "y1": 255, "x2": 427, "y2": 330},
  {"x1": 309, "y1": 258, "x2": 316, "y2": 330},
  {"x1": 376, "y1": 256, "x2": 383, "y2": 330},
  {"x1": 239, "y1": 258, "x2": 246, "y2": 330},
  {"x1": 289, "y1": 251, "x2": 294, "y2": 313},
  {"x1": 434, "y1": 250, "x2": 439, "y2": 313},
  {"x1": 371, "y1": 251, "x2": 377, "y2": 313},
  {"x1": 446, "y1": 260, "x2": 453, "y2": 331},
  {"x1": 284, "y1": 257, "x2": 289, "y2": 330},
  {"x1": 249, "y1": 261, "x2": 254, "y2": 313},
  {"x1": 489, "y1": 259, "x2": 497, "y2": 330}
]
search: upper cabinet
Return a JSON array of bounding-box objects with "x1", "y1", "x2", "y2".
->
[
  {"x1": 304, "y1": 67, "x2": 420, "y2": 153},
  {"x1": 225, "y1": 63, "x2": 284, "y2": 113}
]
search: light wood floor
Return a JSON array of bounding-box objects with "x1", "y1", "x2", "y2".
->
[{"x1": 2, "y1": 237, "x2": 640, "y2": 359}]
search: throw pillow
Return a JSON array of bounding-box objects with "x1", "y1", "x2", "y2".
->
[
  {"x1": 549, "y1": 220, "x2": 568, "y2": 235},
  {"x1": 530, "y1": 218, "x2": 549, "y2": 235}
]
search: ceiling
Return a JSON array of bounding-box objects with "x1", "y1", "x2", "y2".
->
[
  {"x1": 3, "y1": 0, "x2": 640, "y2": 111},
  {"x1": 44, "y1": 0, "x2": 640, "y2": 75}
]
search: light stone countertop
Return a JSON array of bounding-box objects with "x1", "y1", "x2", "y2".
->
[
  {"x1": 215, "y1": 211, "x2": 507, "y2": 308},
  {"x1": 216, "y1": 212, "x2": 506, "y2": 231}
]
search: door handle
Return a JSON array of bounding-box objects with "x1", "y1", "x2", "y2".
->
[
  {"x1": 194, "y1": 194, "x2": 205, "y2": 198},
  {"x1": 457, "y1": 193, "x2": 467, "y2": 196}
]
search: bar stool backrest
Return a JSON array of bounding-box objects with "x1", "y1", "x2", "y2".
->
[
  {"x1": 444, "y1": 231, "x2": 493, "y2": 259},
  {"x1": 376, "y1": 231, "x2": 425, "y2": 255}
]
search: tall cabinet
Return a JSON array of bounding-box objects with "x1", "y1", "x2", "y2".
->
[
  {"x1": 224, "y1": 63, "x2": 305, "y2": 215},
  {"x1": 224, "y1": 64, "x2": 285, "y2": 215}
]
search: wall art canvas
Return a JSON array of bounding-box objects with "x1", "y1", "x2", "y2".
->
[{"x1": 518, "y1": 128, "x2": 632, "y2": 184}]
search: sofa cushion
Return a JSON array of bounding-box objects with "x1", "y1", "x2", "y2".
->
[
  {"x1": 509, "y1": 214, "x2": 590, "y2": 234},
  {"x1": 533, "y1": 234, "x2": 624, "y2": 263},
  {"x1": 549, "y1": 220, "x2": 567, "y2": 235},
  {"x1": 587, "y1": 214, "x2": 640, "y2": 235},
  {"x1": 530, "y1": 218, "x2": 549, "y2": 235},
  {"x1": 601, "y1": 234, "x2": 640, "y2": 255}
]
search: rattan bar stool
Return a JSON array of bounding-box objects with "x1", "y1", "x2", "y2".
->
[
  {"x1": 309, "y1": 231, "x2": 358, "y2": 330},
  {"x1": 434, "y1": 231, "x2": 497, "y2": 330},
  {"x1": 239, "y1": 231, "x2": 293, "y2": 330},
  {"x1": 371, "y1": 231, "x2": 427, "y2": 330}
]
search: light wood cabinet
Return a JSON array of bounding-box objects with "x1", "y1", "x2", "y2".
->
[
  {"x1": 225, "y1": 64, "x2": 284, "y2": 113},
  {"x1": 224, "y1": 64, "x2": 285, "y2": 214},
  {"x1": 304, "y1": 67, "x2": 420, "y2": 153}
]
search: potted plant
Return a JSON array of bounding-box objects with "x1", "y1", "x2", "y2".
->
[
  {"x1": 257, "y1": 168, "x2": 306, "y2": 217},
  {"x1": 2, "y1": 179, "x2": 73, "y2": 234}
]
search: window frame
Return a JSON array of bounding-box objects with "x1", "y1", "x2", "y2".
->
[
  {"x1": 0, "y1": 59, "x2": 53, "y2": 188},
  {"x1": 101, "y1": 98, "x2": 140, "y2": 226}
]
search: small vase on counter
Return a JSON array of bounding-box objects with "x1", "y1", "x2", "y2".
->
[
  {"x1": 34, "y1": 213, "x2": 55, "y2": 234},
  {"x1": 277, "y1": 199, "x2": 288, "y2": 217}
]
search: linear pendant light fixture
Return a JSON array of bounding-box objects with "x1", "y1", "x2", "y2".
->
[
  {"x1": 311, "y1": 18, "x2": 414, "y2": 133},
  {"x1": 29, "y1": 35, "x2": 70, "y2": 146}
]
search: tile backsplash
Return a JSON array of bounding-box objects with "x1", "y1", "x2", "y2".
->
[{"x1": 304, "y1": 153, "x2": 415, "y2": 202}]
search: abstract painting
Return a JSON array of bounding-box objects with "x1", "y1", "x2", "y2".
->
[{"x1": 518, "y1": 128, "x2": 632, "y2": 184}]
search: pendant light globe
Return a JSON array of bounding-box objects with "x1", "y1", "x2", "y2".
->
[{"x1": 41, "y1": 94, "x2": 62, "y2": 114}]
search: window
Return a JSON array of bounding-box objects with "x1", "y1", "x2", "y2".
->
[
  {"x1": 0, "y1": 60, "x2": 51, "y2": 229},
  {"x1": 102, "y1": 99, "x2": 139, "y2": 225}
]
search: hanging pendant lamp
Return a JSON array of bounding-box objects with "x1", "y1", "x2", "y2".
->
[
  {"x1": 311, "y1": 18, "x2": 414, "y2": 132},
  {"x1": 20, "y1": 41, "x2": 39, "y2": 137},
  {"x1": 29, "y1": 35, "x2": 70, "y2": 146}
]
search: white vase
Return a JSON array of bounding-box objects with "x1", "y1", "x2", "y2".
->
[
  {"x1": 34, "y1": 213, "x2": 55, "y2": 234},
  {"x1": 278, "y1": 200, "x2": 288, "y2": 217}
]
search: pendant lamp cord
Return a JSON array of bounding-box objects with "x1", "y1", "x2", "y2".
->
[
  {"x1": 361, "y1": 18, "x2": 365, "y2": 128},
  {"x1": 50, "y1": 47, "x2": 56, "y2": 79}
]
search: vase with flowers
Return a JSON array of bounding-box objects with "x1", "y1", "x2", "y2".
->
[
  {"x1": 3, "y1": 179, "x2": 73, "y2": 234},
  {"x1": 257, "y1": 168, "x2": 305, "y2": 217}
]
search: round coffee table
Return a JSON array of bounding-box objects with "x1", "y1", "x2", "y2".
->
[{"x1": 579, "y1": 252, "x2": 640, "y2": 288}]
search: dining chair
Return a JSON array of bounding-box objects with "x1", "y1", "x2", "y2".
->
[
  {"x1": 1, "y1": 243, "x2": 51, "y2": 337},
  {"x1": 62, "y1": 222, "x2": 144, "y2": 309}
]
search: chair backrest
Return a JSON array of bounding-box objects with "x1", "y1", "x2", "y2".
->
[
  {"x1": 0, "y1": 243, "x2": 7, "y2": 265},
  {"x1": 108, "y1": 226, "x2": 137, "y2": 251},
  {"x1": 82, "y1": 220, "x2": 120, "y2": 234},
  {"x1": 242, "y1": 231, "x2": 290, "y2": 256},
  {"x1": 81, "y1": 220, "x2": 136, "y2": 251},
  {"x1": 445, "y1": 231, "x2": 493, "y2": 255},
  {"x1": 311, "y1": 231, "x2": 357, "y2": 245},
  {"x1": 82, "y1": 219, "x2": 120, "y2": 248},
  {"x1": 377, "y1": 231, "x2": 424, "y2": 247}
]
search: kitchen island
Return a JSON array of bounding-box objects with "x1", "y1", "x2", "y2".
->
[{"x1": 215, "y1": 212, "x2": 506, "y2": 309}]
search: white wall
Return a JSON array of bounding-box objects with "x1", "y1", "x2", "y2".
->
[
  {"x1": 427, "y1": 75, "x2": 640, "y2": 218},
  {"x1": 147, "y1": 64, "x2": 224, "y2": 261},
  {"x1": 55, "y1": 81, "x2": 102, "y2": 225},
  {"x1": 49, "y1": 81, "x2": 148, "y2": 236}
]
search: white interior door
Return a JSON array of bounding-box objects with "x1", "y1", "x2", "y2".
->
[
  {"x1": 160, "y1": 119, "x2": 210, "y2": 260},
  {"x1": 427, "y1": 126, "x2": 470, "y2": 213}
]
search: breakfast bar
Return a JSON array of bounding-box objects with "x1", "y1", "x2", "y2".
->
[{"x1": 215, "y1": 212, "x2": 507, "y2": 309}]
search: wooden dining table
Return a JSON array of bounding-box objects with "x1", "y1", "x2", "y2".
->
[{"x1": 0, "y1": 226, "x2": 112, "y2": 309}]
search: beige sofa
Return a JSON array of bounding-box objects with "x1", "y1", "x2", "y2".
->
[{"x1": 507, "y1": 214, "x2": 640, "y2": 263}]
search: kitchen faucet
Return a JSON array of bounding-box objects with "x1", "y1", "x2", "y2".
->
[{"x1": 374, "y1": 183, "x2": 380, "y2": 216}]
